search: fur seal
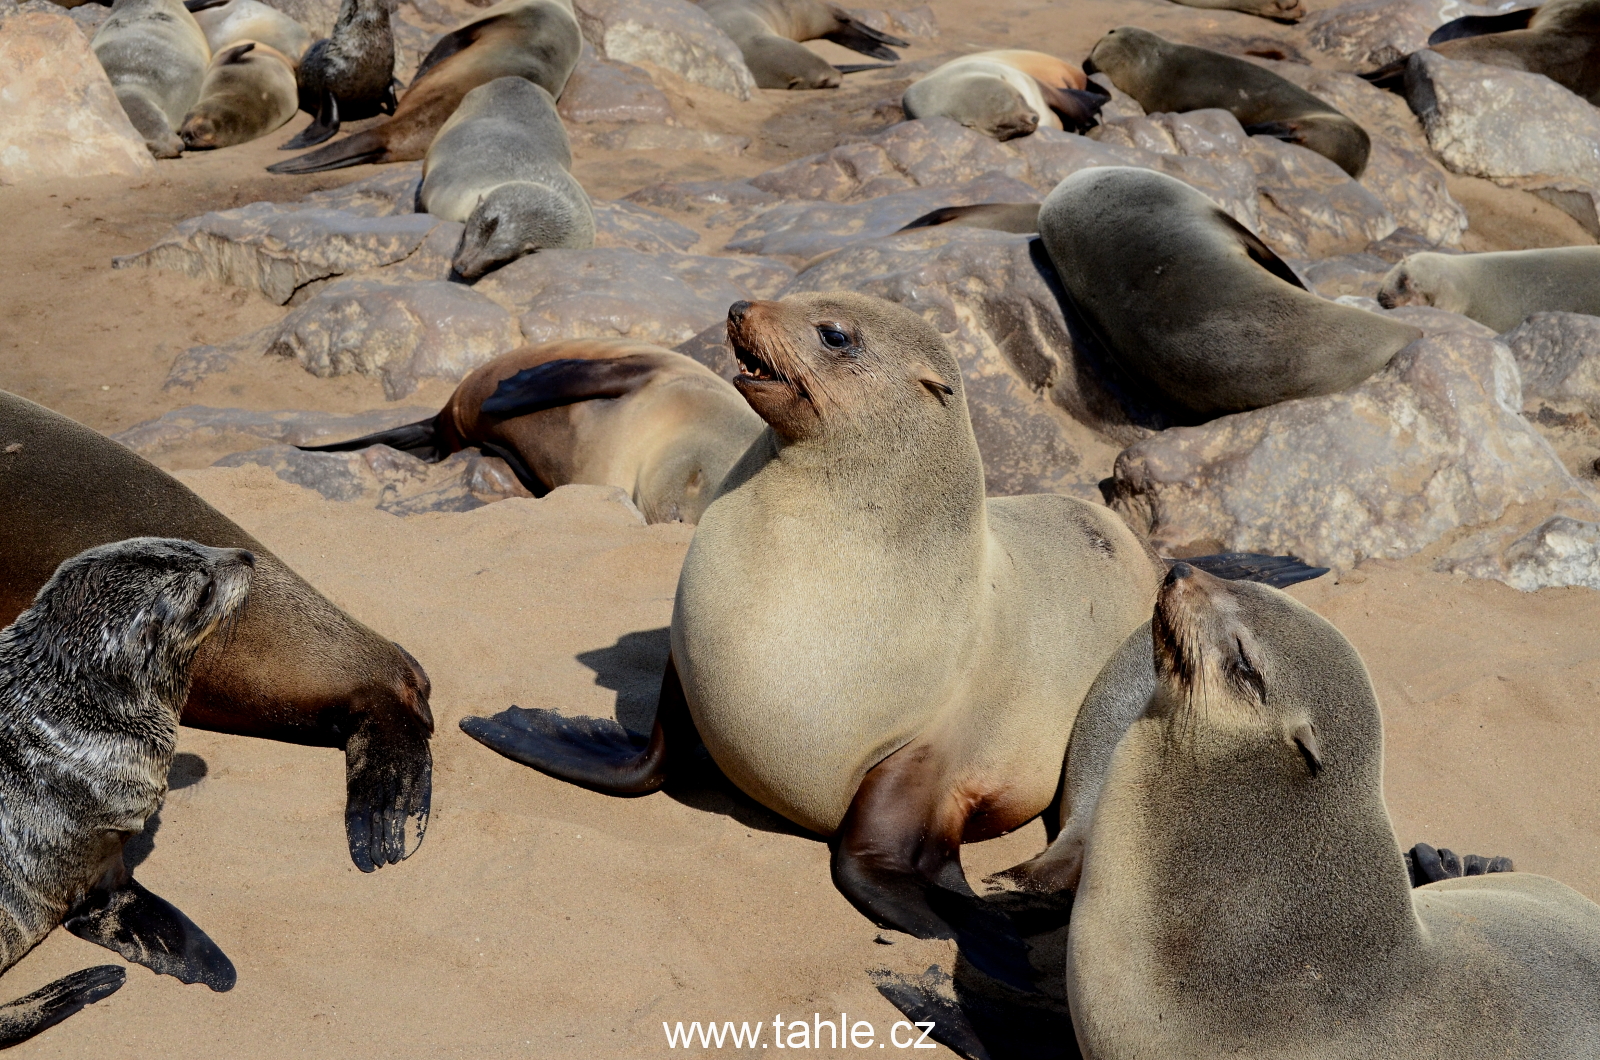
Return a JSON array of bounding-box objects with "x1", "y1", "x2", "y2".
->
[
  {"x1": 0, "y1": 391, "x2": 433, "y2": 874},
  {"x1": 1063, "y1": 563, "x2": 1600, "y2": 1059},
  {"x1": 698, "y1": 0, "x2": 907, "y2": 89},
  {"x1": 267, "y1": 0, "x2": 581, "y2": 174},
  {"x1": 179, "y1": 41, "x2": 299, "y2": 149},
  {"x1": 1166, "y1": 0, "x2": 1305, "y2": 22},
  {"x1": 299, "y1": 339, "x2": 765, "y2": 524},
  {"x1": 1084, "y1": 26, "x2": 1371, "y2": 178},
  {"x1": 1377, "y1": 247, "x2": 1600, "y2": 331},
  {"x1": 91, "y1": 0, "x2": 212, "y2": 158},
  {"x1": 460, "y1": 292, "x2": 1169, "y2": 939},
  {"x1": 1038, "y1": 166, "x2": 1420, "y2": 420},
  {"x1": 902, "y1": 50, "x2": 1108, "y2": 139},
  {"x1": 280, "y1": 0, "x2": 397, "y2": 149},
  {"x1": 419, "y1": 77, "x2": 594, "y2": 279},
  {"x1": 0, "y1": 538, "x2": 252, "y2": 1047},
  {"x1": 184, "y1": 0, "x2": 309, "y2": 61}
]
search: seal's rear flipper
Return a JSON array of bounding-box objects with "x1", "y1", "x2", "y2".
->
[
  {"x1": 64, "y1": 880, "x2": 235, "y2": 992},
  {"x1": 1175, "y1": 553, "x2": 1330, "y2": 589},
  {"x1": 267, "y1": 127, "x2": 385, "y2": 174},
  {"x1": 1429, "y1": 8, "x2": 1535, "y2": 44},
  {"x1": 344, "y1": 705, "x2": 433, "y2": 872},
  {"x1": 869, "y1": 966, "x2": 992, "y2": 1060},
  {"x1": 822, "y1": 6, "x2": 909, "y2": 60},
  {"x1": 480, "y1": 356, "x2": 660, "y2": 417},
  {"x1": 1358, "y1": 57, "x2": 1408, "y2": 94},
  {"x1": 1036, "y1": 82, "x2": 1109, "y2": 133},
  {"x1": 897, "y1": 203, "x2": 1041, "y2": 234},
  {"x1": 183, "y1": 0, "x2": 231, "y2": 10},
  {"x1": 297, "y1": 417, "x2": 445, "y2": 460},
  {"x1": 833, "y1": 62, "x2": 896, "y2": 74},
  {"x1": 0, "y1": 966, "x2": 125, "y2": 1048},
  {"x1": 281, "y1": 89, "x2": 340, "y2": 150},
  {"x1": 1405, "y1": 843, "x2": 1515, "y2": 887}
]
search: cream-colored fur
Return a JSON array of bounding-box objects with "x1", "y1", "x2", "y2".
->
[
  {"x1": 1379, "y1": 248, "x2": 1600, "y2": 332},
  {"x1": 92, "y1": 0, "x2": 212, "y2": 157}
]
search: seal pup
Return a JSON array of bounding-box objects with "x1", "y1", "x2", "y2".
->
[
  {"x1": 268, "y1": 0, "x2": 581, "y2": 174},
  {"x1": 1377, "y1": 246, "x2": 1600, "y2": 331},
  {"x1": 300, "y1": 339, "x2": 765, "y2": 524},
  {"x1": 902, "y1": 50, "x2": 1108, "y2": 139},
  {"x1": 179, "y1": 41, "x2": 299, "y2": 149},
  {"x1": 0, "y1": 392, "x2": 433, "y2": 874},
  {"x1": 281, "y1": 0, "x2": 397, "y2": 149},
  {"x1": 184, "y1": 0, "x2": 309, "y2": 61},
  {"x1": 1166, "y1": 0, "x2": 1305, "y2": 22},
  {"x1": 698, "y1": 0, "x2": 908, "y2": 89},
  {"x1": 1084, "y1": 26, "x2": 1371, "y2": 177},
  {"x1": 461, "y1": 293, "x2": 1168, "y2": 939},
  {"x1": 91, "y1": 0, "x2": 212, "y2": 158},
  {"x1": 418, "y1": 77, "x2": 594, "y2": 279},
  {"x1": 1064, "y1": 563, "x2": 1600, "y2": 1059},
  {"x1": 1039, "y1": 167, "x2": 1420, "y2": 420},
  {"x1": 0, "y1": 538, "x2": 252, "y2": 1046}
]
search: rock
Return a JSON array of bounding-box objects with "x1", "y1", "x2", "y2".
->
[
  {"x1": 268, "y1": 278, "x2": 524, "y2": 398},
  {"x1": 475, "y1": 247, "x2": 794, "y2": 347},
  {"x1": 1248, "y1": 135, "x2": 1397, "y2": 257},
  {"x1": 572, "y1": 0, "x2": 755, "y2": 100},
  {"x1": 0, "y1": 9, "x2": 155, "y2": 182},
  {"x1": 214, "y1": 443, "x2": 533, "y2": 512},
  {"x1": 1509, "y1": 179, "x2": 1600, "y2": 240},
  {"x1": 1504, "y1": 312, "x2": 1600, "y2": 418},
  {"x1": 163, "y1": 324, "x2": 277, "y2": 391},
  {"x1": 1444, "y1": 512, "x2": 1600, "y2": 591},
  {"x1": 112, "y1": 404, "x2": 438, "y2": 459},
  {"x1": 842, "y1": 5, "x2": 936, "y2": 40},
  {"x1": 258, "y1": 0, "x2": 338, "y2": 37},
  {"x1": 1107, "y1": 331, "x2": 1580, "y2": 570},
  {"x1": 1358, "y1": 138, "x2": 1466, "y2": 247},
  {"x1": 1088, "y1": 72, "x2": 1144, "y2": 122},
  {"x1": 1305, "y1": 0, "x2": 1443, "y2": 69},
  {"x1": 580, "y1": 124, "x2": 749, "y2": 155},
  {"x1": 557, "y1": 53, "x2": 674, "y2": 124},
  {"x1": 1406, "y1": 52, "x2": 1600, "y2": 194},
  {"x1": 299, "y1": 163, "x2": 425, "y2": 216},
  {"x1": 114, "y1": 202, "x2": 445, "y2": 304},
  {"x1": 751, "y1": 118, "x2": 1030, "y2": 202},
  {"x1": 1291, "y1": 252, "x2": 1392, "y2": 299},
  {"x1": 591, "y1": 200, "x2": 700, "y2": 252},
  {"x1": 623, "y1": 178, "x2": 781, "y2": 232}
]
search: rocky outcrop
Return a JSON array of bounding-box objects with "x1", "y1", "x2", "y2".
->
[
  {"x1": 572, "y1": 0, "x2": 754, "y2": 100},
  {"x1": 1305, "y1": 0, "x2": 1445, "y2": 68},
  {"x1": 557, "y1": 53, "x2": 675, "y2": 124},
  {"x1": 1505, "y1": 313, "x2": 1600, "y2": 419},
  {"x1": 111, "y1": 404, "x2": 437, "y2": 457},
  {"x1": 215, "y1": 444, "x2": 534, "y2": 513}
]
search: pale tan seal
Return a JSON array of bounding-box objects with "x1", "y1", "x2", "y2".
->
[
  {"x1": 92, "y1": 0, "x2": 212, "y2": 158},
  {"x1": 1378, "y1": 247, "x2": 1600, "y2": 332},
  {"x1": 184, "y1": 0, "x2": 309, "y2": 61},
  {"x1": 1063, "y1": 563, "x2": 1600, "y2": 1059},
  {"x1": 902, "y1": 50, "x2": 1107, "y2": 139},
  {"x1": 179, "y1": 41, "x2": 299, "y2": 149},
  {"x1": 698, "y1": 0, "x2": 907, "y2": 89}
]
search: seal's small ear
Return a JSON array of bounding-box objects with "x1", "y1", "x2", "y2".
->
[
  {"x1": 921, "y1": 378, "x2": 954, "y2": 399},
  {"x1": 1291, "y1": 722, "x2": 1323, "y2": 776}
]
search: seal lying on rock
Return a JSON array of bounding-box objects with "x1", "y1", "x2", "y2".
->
[
  {"x1": 0, "y1": 391, "x2": 433, "y2": 874},
  {"x1": 419, "y1": 77, "x2": 594, "y2": 279},
  {"x1": 698, "y1": 0, "x2": 907, "y2": 89},
  {"x1": 1085, "y1": 26, "x2": 1371, "y2": 177},
  {"x1": 902, "y1": 50, "x2": 1107, "y2": 139},
  {"x1": 301, "y1": 339, "x2": 764, "y2": 524},
  {"x1": 280, "y1": 0, "x2": 397, "y2": 148},
  {"x1": 1378, "y1": 247, "x2": 1600, "y2": 332},
  {"x1": 0, "y1": 538, "x2": 253, "y2": 1047},
  {"x1": 179, "y1": 41, "x2": 299, "y2": 149},
  {"x1": 92, "y1": 0, "x2": 212, "y2": 158}
]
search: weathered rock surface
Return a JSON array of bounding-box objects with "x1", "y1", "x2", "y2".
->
[
  {"x1": 591, "y1": 200, "x2": 700, "y2": 252},
  {"x1": 1445, "y1": 510, "x2": 1600, "y2": 591},
  {"x1": 0, "y1": 9, "x2": 155, "y2": 182},
  {"x1": 258, "y1": 0, "x2": 336, "y2": 37},
  {"x1": 1108, "y1": 331, "x2": 1581, "y2": 570},
  {"x1": 624, "y1": 179, "x2": 783, "y2": 233},
  {"x1": 1248, "y1": 135, "x2": 1397, "y2": 257},
  {"x1": 572, "y1": 0, "x2": 754, "y2": 100},
  {"x1": 843, "y1": 5, "x2": 936, "y2": 40},
  {"x1": 216, "y1": 444, "x2": 534, "y2": 513},
  {"x1": 578, "y1": 124, "x2": 750, "y2": 155},
  {"x1": 557, "y1": 53, "x2": 674, "y2": 124},
  {"x1": 299, "y1": 164, "x2": 425, "y2": 216},
  {"x1": 1292, "y1": 252, "x2": 1392, "y2": 299},
  {"x1": 1504, "y1": 311, "x2": 1600, "y2": 473},
  {"x1": 268, "y1": 278, "x2": 524, "y2": 398},
  {"x1": 112, "y1": 404, "x2": 437, "y2": 459},
  {"x1": 1305, "y1": 0, "x2": 1444, "y2": 68}
]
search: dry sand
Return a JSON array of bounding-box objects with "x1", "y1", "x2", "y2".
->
[{"x1": 3, "y1": 0, "x2": 1599, "y2": 1055}]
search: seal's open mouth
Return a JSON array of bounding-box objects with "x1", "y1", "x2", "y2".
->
[{"x1": 733, "y1": 340, "x2": 785, "y2": 384}]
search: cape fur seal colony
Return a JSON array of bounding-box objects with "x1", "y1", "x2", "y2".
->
[
  {"x1": 419, "y1": 77, "x2": 595, "y2": 279},
  {"x1": 698, "y1": 0, "x2": 908, "y2": 89},
  {"x1": 268, "y1": 0, "x2": 581, "y2": 174},
  {"x1": 1085, "y1": 26, "x2": 1371, "y2": 177},
  {"x1": 301, "y1": 339, "x2": 765, "y2": 525},
  {"x1": 91, "y1": 0, "x2": 212, "y2": 158},
  {"x1": 1038, "y1": 167, "x2": 1420, "y2": 420},
  {"x1": 0, "y1": 538, "x2": 253, "y2": 1046},
  {"x1": 902, "y1": 50, "x2": 1108, "y2": 139},
  {"x1": 0, "y1": 392, "x2": 434, "y2": 874},
  {"x1": 1378, "y1": 247, "x2": 1600, "y2": 332},
  {"x1": 279, "y1": 0, "x2": 398, "y2": 148},
  {"x1": 179, "y1": 41, "x2": 300, "y2": 149},
  {"x1": 1064, "y1": 564, "x2": 1600, "y2": 1059}
]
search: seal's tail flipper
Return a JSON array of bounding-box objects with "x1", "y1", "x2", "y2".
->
[
  {"x1": 896, "y1": 203, "x2": 1041, "y2": 234},
  {"x1": 1174, "y1": 553, "x2": 1330, "y2": 589},
  {"x1": 296, "y1": 416, "x2": 446, "y2": 460},
  {"x1": 1358, "y1": 57, "x2": 1409, "y2": 93},
  {"x1": 480, "y1": 356, "x2": 660, "y2": 417},
  {"x1": 833, "y1": 62, "x2": 897, "y2": 74},
  {"x1": 268, "y1": 125, "x2": 385, "y2": 174},
  {"x1": 822, "y1": 6, "x2": 909, "y2": 60},
  {"x1": 1036, "y1": 80, "x2": 1109, "y2": 133},
  {"x1": 64, "y1": 880, "x2": 235, "y2": 992},
  {"x1": 344, "y1": 705, "x2": 432, "y2": 872},
  {"x1": 0, "y1": 966, "x2": 126, "y2": 1048},
  {"x1": 1405, "y1": 843, "x2": 1515, "y2": 887},
  {"x1": 279, "y1": 89, "x2": 341, "y2": 151},
  {"x1": 868, "y1": 966, "x2": 993, "y2": 1060},
  {"x1": 1429, "y1": 8, "x2": 1535, "y2": 44}
]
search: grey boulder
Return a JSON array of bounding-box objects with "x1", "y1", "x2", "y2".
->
[{"x1": 572, "y1": 0, "x2": 754, "y2": 100}]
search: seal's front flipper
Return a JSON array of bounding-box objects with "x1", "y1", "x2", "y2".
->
[
  {"x1": 897, "y1": 203, "x2": 1040, "y2": 234},
  {"x1": 344, "y1": 704, "x2": 432, "y2": 872},
  {"x1": 64, "y1": 880, "x2": 235, "y2": 992},
  {"x1": 1175, "y1": 552, "x2": 1330, "y2": 589},
  {"x1": 1405, "y1": 843, "x2": 1515, "y2": 886},
  {"x1": 480, "y1": 356, "x2": 660, "y2": 418},
  {"x1": 0, "y1": 965, "x2": 126, "y2": 1048},
  {"x1": 281, "y1": 89, "x2": 339, "y2": 149},
  {"x1": 822, "y1": 7, "x2": 909, "y2": 60},
  {"x1": 1358, "y1": 57, "x2": 1408, "y2": 93},
  {"x1": 183, "y1": 0, "x2": 231, "y2": 10},
  {"x1": 1212, "y1": 208, "x2": 1310, "y2": 290},
  {"x1": 868, "y1": 966, "x2": 992, "y2": 1060},
  {"x1": 1429, "y1": 8, "x2": 1534, "y2": 44}
]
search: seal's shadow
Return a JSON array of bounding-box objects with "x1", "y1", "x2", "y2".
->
[
  {"x1": 123, "y1": 752, "x2": 209, "y2": 871},
  {"x1": 575, "y1": 629, "x2": 809, "y2": 838}
]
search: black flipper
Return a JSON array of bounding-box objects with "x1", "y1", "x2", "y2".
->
[
  {"x1": 868, "y1": 966, "x2": 992, "y2": 1060},
  {"x1": 1406, "y1": 842, "x2": 1515, "y2": 886},
  {"x1": 1359, "y1": 57, "x2": 1409, "y2": 94},
  {"x1": 214, "y1": 41, "x2": 255, "y2": 64},
  {"x1": 296, "y1": 417, "x2": 444, "y2": 460},
  {"x1": 477, "y1": 440, "x2": 548, "y2": 496},
  {"x1": 833, "y1": 62, "x2": 897, "y2": 74},
  {"x1": 821, "y1": 5, "x2": 909, "y2": 60},
  {"x1": 280, "y1": 89, "x2": 340, "y2": 150},
  {"x1": 0, "y1": 966, "x2": 126, "y2": 1048},
  {"x1": 1036, "y1": 82, "x2": 1108, "y2": 133},
  {"x1": 267, "y1": 127, "x2": 386, "y2": 174},
  {"x1": 183, "y1": 0, "x2": 231, "y2": 10},
  {"x1": 64, "y1": 880, "x2": 235, "y2": 992},
  {"x1": 897, "y1": 203, "x2": 1041, "y2": 234},
  {"x1": 1212, "y1": 208, "x2": 1309, "y2": 290},
  {"x1": 1429, "y1": 8, "x2": 1536, "y2": 44},
  {"x1": 479, "y1": 356, "x2": 660, "y2": 417},
  {"x1": 344, "y1": 704, "x2": 432, "y2": 873},
  {"x1": 410, "y1": 14, "x2": 511, "y2": 85},
  {"x1": 1175, "y1": 552, "x2": 1329, "y2": 589}
]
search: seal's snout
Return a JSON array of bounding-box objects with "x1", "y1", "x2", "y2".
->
[
  {"x1": 1166, "y1": 561, "x2": 1195, "y2": 583},
  {"x1": 728, "y1": 300, "x2": 752, "y2": 325},
  {"x1": 236, "y1": 549, "x2": 257, "y2": 569}
]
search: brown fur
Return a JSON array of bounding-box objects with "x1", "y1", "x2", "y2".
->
[{"x1": 1431, "y1": 0, "x2": 1600, "y2": 103}]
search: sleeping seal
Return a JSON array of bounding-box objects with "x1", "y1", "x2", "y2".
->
[
  {"x1": 419, "y1": 77, "x2": 594, "y2": 279},
  {"x1": 0, "y1": 538, "x2": 252, "y2": 1046},
  {"x1": 1085, "y1": 26, "x2": 1371, "y2": 177},
  {"x1": 1039, "y1": 167, "x2": 1420, "y2": 420},
  {"x1": 179, "y1": 41, "x2": 300, "y2": 149},
  {"x1": 281, "y1": 0, "x2": 397, "y2": 148},
  {"x1": 0, "y1": 391, "x2": 433, "y2": 874},
  {"x1": 267, "y1": 0, "x2": 581, "y2": 174},
  {"x1": 698, "y1": 0, "x2": 907, "y2": 89},
  {"x1": 1378, "y1": 247, "x2": 1600, "y2": 331},
  {"x1": 299, "y1": 339, "x2": 765, "y2": 525},
  {"x1": 1064, "y1": 563, "x2": 1600, "y2": 1059},
  {"x1": 91, "y1": 0, "x2": 212, "y2": 158},
  {"x1": 184, "y1": 0, "x2": 309, "y2": 61},
  {"x1": 902, "y1": 50, "x2": 1107, "y2": 139}
]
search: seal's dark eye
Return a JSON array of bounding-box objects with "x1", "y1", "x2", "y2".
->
[{"x1": 818, "y1": 326, "x2": 850, "y2": 349}]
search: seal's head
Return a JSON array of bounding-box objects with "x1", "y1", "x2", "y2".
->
[
  {"x1": 955, "y1": 75, "x2": 1040, "y2": 140},
  {"x1": 723, "y1": 292, "x2": 965, "y2": 446},
  {"x1": 179, "y1": 111, "x2": 224, "y2": 151},
  {"x1": 1082, "y1": 26, "x2": 1166, "y2": 85},
  {"x1": 453, "y1": 182, "x2": 590, "y2": 281},
  {"x1": 1377, "y1": 254, "x2": 1464, "y2": 314}
]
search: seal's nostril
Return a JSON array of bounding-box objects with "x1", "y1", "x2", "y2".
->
[
  {"x1": 237, "y1": 550, "x2": 256, "y2": 568},
  {"x1": 1166, "y1": 561, "x2": 1194, "y2": 583},
  {"x1": 728, "y1": 300, "x2": 752, "y2": 324}
]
